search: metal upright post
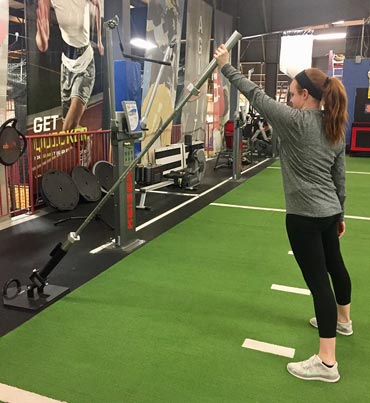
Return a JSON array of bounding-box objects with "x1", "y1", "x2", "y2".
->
[
  {"x1": 232, "y1": 113, "x2": 242, "y2": 180},
  {"x1": 232, "y1": 39, "x2": 242, "y2": 181},
  {"x1": 104, "y1": 17, "x2": 143, "y2": 251}
]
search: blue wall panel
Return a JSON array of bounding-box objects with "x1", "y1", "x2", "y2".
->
[{"x1": 114, "y1": 60, "x2": 142, "y2": 155}]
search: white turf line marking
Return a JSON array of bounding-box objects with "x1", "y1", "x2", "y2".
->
[
  {"x1": 89, "y1": 239, "x2": 115, "y2": 254},
  {"x1": 0, "y1": 383, "x2": 67, "y2": 403},
  {"x1": 345, "y1": 214, "x2": 370, "y2": 221},
  {"x1": 271, "y1": 284, "x2": 311, "y2": 296},
  {"x1": 268, "y1": 166, "x2": 370, "y2": 175},
  {"x1": 242, "y1": 339, "x2": 295, "y2": 359},
  {"x1": 89, "y1": 159, "x2": 270, "y2": 253},
  {"x1": 210, "y1": 203, "x2": 370, "y2": 221},
  {"x1": 210, "y1": 202, "x2": 286, "y2": 213},
  {"x1": 147, "y1": 190, "x2": 199, "y2": 197},
  {"x1": 346, "y1": 170, "x2": 370, "y2": 175}
]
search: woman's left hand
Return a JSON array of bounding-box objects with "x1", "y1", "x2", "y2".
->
[{"x1": 337, "y1": 221, "x2": 346, "y2": 238}]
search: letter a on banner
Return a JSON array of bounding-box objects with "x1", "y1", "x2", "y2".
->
[{"x1": 181, "y1": 0, "x2": 212, "y2": 142}]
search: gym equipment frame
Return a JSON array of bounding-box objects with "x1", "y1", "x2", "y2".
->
[{"x1": 2, "y1": 28, "x2": 242, "y2": 311}]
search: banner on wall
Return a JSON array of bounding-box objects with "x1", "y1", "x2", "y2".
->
[
  {"x1": 0, "y1": 0, "x2": 9, "y2": 216},
  {"x1": 181, "y1": 0, "x2": 212, "y2": 142},
  {"x1": 212, "y1": 9, "x2": 233, "y2": 150},
  {"x1": 25, "y1": 0, "x2": 105, "y2": 167},
  {"x1": 0, "y1": 0, "x2": 8, "y2": 125},
  {"x1": 141, "y1": 0, "x2": 185, "y2": 162}
]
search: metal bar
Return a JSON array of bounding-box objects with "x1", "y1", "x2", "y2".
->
[
  {"x1": 122, "y1": 52, "x2": 171, "y2": 67},
  {"x1": 141, "y1": 43, "x2": 175, "y2": 130},
  {"x1": 232, "y1": 39, "x2": 242, "y2": 181},
  {"x1": 360, "y1": 19, "x2": 365, "y2": 58},
  {"x1": 104, "y1": 23, "x2": 117, "y2": 130},
  {"x1": 232, "y1": 115, "x2": 242, "y2": 181}
]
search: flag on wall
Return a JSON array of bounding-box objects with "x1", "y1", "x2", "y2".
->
[
  {"x1": 213, "y1": 9, "x2": 233, "y2": 126},
  {"x1": 0, "y1": 0, "x2": 9, "y2": 215},
  {"x1": 141, "y1": 0, "x2": 185, "y2": 162},
  {"x1": 0, "y1": 0, "x2": 9, "y2": 124},
  {"x1": 181, "y1": 0, "x2": 212, "y2": 142}
]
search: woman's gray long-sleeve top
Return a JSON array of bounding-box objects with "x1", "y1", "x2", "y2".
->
[{"x1": 221, "y1": 64, "x2": 346, "y2": 220}]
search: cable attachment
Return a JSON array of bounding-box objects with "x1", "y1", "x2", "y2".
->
[
  {"x1": 187, "y1": 83, "x2": 201, "y2": 96},
  {"x1": 68, "y1": 232, "x2": 81, "y2": 244},
  {"x1": 105, "y1": 15, "x2": 119, "y2": 29}
]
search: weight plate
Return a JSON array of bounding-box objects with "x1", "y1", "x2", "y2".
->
[
  {"x1": 0, "y1": 126, "x2": 22, "y2": 166},
  {"x1": 72, "y1": 166, "x2": 101, "y2": 202},
  {"x1": 92, "y1": 160, "x2": 114, "y2": 193},
  {"x1": 41, "y1": 169, "x2": 79, "y2": 211}
]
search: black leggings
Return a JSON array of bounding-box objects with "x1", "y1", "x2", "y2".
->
[{"x1": 286, "y1": 214, "x2": 351, "y2": 338}]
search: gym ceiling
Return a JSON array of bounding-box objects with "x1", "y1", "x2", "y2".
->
[{"x1": 7, "y1": 0, "x2": 370, "y2": 63}]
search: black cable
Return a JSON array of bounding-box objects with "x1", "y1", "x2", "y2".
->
[{"x1": 115, "y1": 26, "x2": 171, "y2": 66}]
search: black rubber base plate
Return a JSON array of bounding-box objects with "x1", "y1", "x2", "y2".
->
[{"x1": 3, "y1": 284, "x2": 70, "y2": 311}]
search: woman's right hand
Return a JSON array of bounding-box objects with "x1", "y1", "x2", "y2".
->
[{"x1": 214, "y1": 44, "x2": 230, "y2": 69}]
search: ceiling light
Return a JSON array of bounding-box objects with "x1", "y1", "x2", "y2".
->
[
  {"x1": 332, "y1": 20, "x2": 345, "y2": 25},
  {"x1": 313, "y1": 33, "x2": 346, "y2": 40},
  {"x1": 130, "y1": 38, "x2": 157, "y2": 49}
]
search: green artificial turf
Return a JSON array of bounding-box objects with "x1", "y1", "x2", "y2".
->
[{"x1": 0, "y1": 156, "x2": 369, "y2": 403}]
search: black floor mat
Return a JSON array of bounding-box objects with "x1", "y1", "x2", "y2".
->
[{"x1": 0, "y1": 158, "x2": 272, "y2": 336}]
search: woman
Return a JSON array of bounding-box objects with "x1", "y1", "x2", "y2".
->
[{"x1": 214, "y1": 44, "x2": 352, "y2": 383}]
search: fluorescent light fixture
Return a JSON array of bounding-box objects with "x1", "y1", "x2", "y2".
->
[
  {"x1": 130, "y1": 5, "x2": 134, "y2": 8},
  {"x1": 313, "y1": 33, "x2": 346, "y2": 40},
  {"x1": 332, "y1": 20, "x2": 345, "y2": 25},
  {"x1": 130, "y1": 38, "x2": 157, "y2": 50}
]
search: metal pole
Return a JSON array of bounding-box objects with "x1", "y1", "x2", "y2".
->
[
  {"x1": 102, "y1": 16, "x2": 140, "y2": 250},
  {"x1": 141, "y1": 41, "x2": 176, "y2": 131},
  {"x1": 232, "y1": 39, "x2": 242, "y2": 181},
  {"x1": 360, "y1": 19, "x2": 365, "y2": 58},
  {"x1": 103, "y1": 17, "x2": 119, "y2": 131},
  {"x1": 232, "y1": 113, "x2": 242, "y2": 181}
]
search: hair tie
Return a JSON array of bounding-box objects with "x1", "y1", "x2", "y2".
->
[{"x1": 324, "y1": 77, "x2": 330, "y2": 87}]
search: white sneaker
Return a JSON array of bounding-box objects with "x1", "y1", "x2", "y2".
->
[
  {"x1": 287, "y1": 354, "x2": 340, "y2": 382},
  {"x1": 309, "y1": 317, "x2": 353, "y2": 336}
]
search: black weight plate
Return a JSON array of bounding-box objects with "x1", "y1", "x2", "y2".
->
[
  {"x1": 92, "y1": 160, "x2": 114, "y2": 193},
  {"x1": 0, "y1": 126, "x2": 22, "y2": 165},
  {"x1": 72, "y1": 166, "x2": 102, "y2": 202},
  {"x1": 41, "y1": 169, "x2": 79, "y2": 211}
]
